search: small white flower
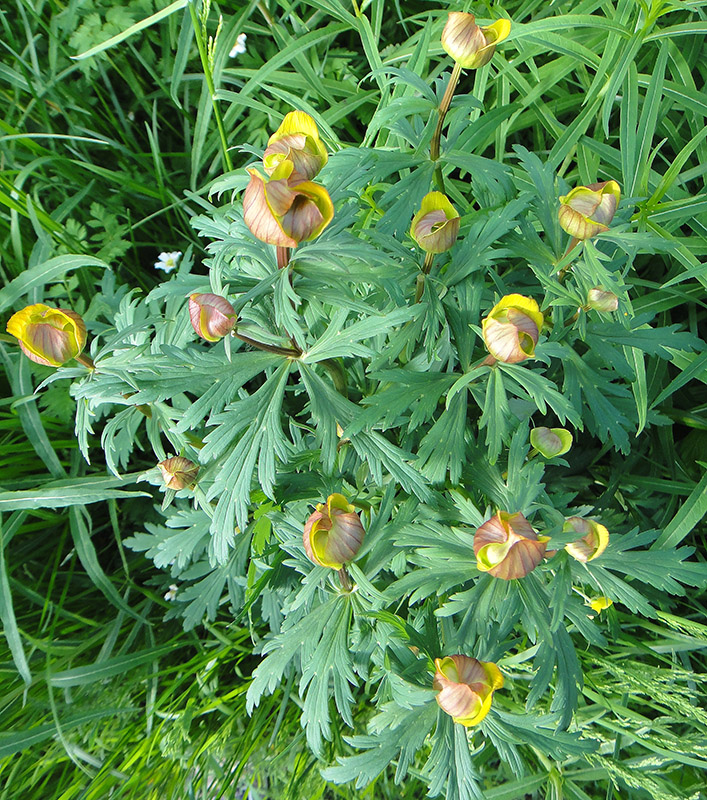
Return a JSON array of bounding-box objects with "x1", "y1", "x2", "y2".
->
[
  {"x1": 154, "y1": 251, "x2": 182, "y2": 273},
  {"x1": 128, "y1": 111, "x2": 135, "y2": 121},
  {"x1": 164, "y1": 584, "x2": 179, "y2": 602},
  {"x1": 229, "y1": 33, "x2": 247, "y2": 58}
]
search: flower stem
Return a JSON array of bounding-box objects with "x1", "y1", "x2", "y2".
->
[
  {"x1": 338, "y1": 566, "x2": 352, "y2": 592},
  {"x1": 321, "y1": 358, "x2": 348, "y2": 397},
  {"x1": 430, "y1": 61, "x2": 462, "y2": 192},
  {"x1": 414, "y1": 251, "x2": 436, "y2": 303},
  {"x1": 277, "y1": 246, "x2": 291, "y2": 270},
  {"x1": 188, "y1": 2, "x2": 233, "y2": 173},
  {"x1": 75, "y1": 353, "x2": 95, "y2": 370},
  {"x1": 234, "y1": 331, "x2": 301, "y2": 358}
]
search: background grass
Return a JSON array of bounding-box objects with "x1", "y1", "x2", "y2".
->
[{"x1": 1, "y1": 0, "x2": 706, "y2": 798}]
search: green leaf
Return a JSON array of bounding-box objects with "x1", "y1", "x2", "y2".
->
[
  {"x1": 653, "y1": 472, "x2": 707, "y2": 549},
  {"x1": 49, "y1": 644, "x2": 174, "y2": 687},
  {"x1": 0, "y1": 474, "x2": 150, "y2": 511}
]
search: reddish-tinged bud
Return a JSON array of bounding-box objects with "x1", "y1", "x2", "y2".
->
[
  {"x1": 482, "y1": 294, "x2": 543, "y2": 364},
  {"x1": 303, "y1": 493, "x2": 365, "y2": 569},
  {"x1": 587, "y1": 288, "x2": 619, "y2": 312},
  {"x1": 243, "y1": 163, "x2": 334, "y2": 247},
  {"x1": 6, "y1": 303, "x2": 86, "y2": 367},
  {"x1": 158, "y1": 457, "x2": 199, "y2": 490},
  {"x1": 474, "y1": 511, "x2": 549, "y2": 580},
  {"x1": 263, "y1": 111, "x2": 328, "y2": 185},
  {"x1": 530, "y1": 427, "x2": 573, "y2": 458},
  {"x1": 188, "y1": 293, "x2": 237, "y2": 342},
  {"x1": 564, "y1": 517, "x2": 609, "y2": 562},
  {"x1": 433, "y1": 655, "x2": 503, "y2": 726},
  {"x1": 441, "y1": 13, "x2": 511, "y2": 69},
  {"x1": 410, "y1": 191, "x2": 460, "y2": 254},
  {"x1": 558, "y1": 181, "x2": 621, "y2": 240}
]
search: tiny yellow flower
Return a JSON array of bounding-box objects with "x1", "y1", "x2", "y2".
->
[{"x1": 589, "y1": 596, "x2": 613, "y2": 614}]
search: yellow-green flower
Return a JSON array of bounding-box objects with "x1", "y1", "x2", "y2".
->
[
  {"x1": 411, "y1": 191, "x2": 460, "y2": 254},
  {"x1": 589, "y1": 596, "x2": 613, "y2": 614},
  {"x1": 263, "y1": 111, "x2": 328, "y2": 185},
  {"x1": 441, "y1": 12, "x2": 511, "y2": 69},
  {"x1": 474, "y1": 511, "x2": 549, "y2": 580},
  {"x1": 482, "y1": 294, "x2": 543, "y2": 364},
  {"x1": 433, "y1": 655, "x2": 503, "y2": 726},
  {"x1": 558, "y1": 181, "x2": 620, "y2": 240},
  {"x1": 587, "y1": 288, "x2": 619, "y2": 312},
  {"x1": 303, "y1": 493, "x2": 365, "y2": 569},
  {"x1": 243, "y1": 162, "x2": 334, "y2": 248},
  {"x1": 6, "y1": 303, "x2": 86, "y2": 367},
  {"x1": 564, "y1": 517, "x2": 609, "y2": 562},
  {"x1": 530, "y1": 427, "x2": 573, "y2": 458}
]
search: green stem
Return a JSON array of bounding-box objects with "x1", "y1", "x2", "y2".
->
[
  {"x1": 321, "y1": 358, "x2": 348, "y2": 397},
  {"x1": 75, "y1": 353, "x2": 95, "y2": 370},
  {"x1": 188, "y1": 2, "x2": 233, "y2": 173},
  {"x1": 430, "y1": 61, "x2": 462, "y2": 192},
  {"x1": 414, "y1": 251, "x2": 436, "y2": 303},
  {"x1": 234, "y1": 331, "x2": 301, "y2": 358},
  {"x1": 338, "y1": 566, "x2": 352, "y2": 592}
]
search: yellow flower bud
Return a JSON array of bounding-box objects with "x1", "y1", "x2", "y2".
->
[
  {"x1": 589, "y1": 596, "x2": 613, "y2": 614},
  {"x1": 587, "y1": 288, "x2": 619, "y2": 312},
  {"x1": 482, "y1": 294, "x2": 543, "y2": 364},
  {"x1": 303, "y1": 493, "x2": 365, "y2": 569},
  {"x1": 158, "y1": 456, "x2": 199, "y2": 490},
  {"x1": 6, "y1": 303, "x2": 86, "y2": 367},
  {"x1": 441, "y1": 13, "x2": 511, "y2": 69},
  {"x1": 474, "y1": 511, "x2": 549, "y2": 580},
  {"x1": 263, "y1": 111, "x2": 328, "y2": 185},
  {"x1": 188, "y1": 293, "x2": 237, "y2": 342},
  {"x1": 530, "y1": 427, "x2": 573, "y2": 458},
  {"x1": 243, "y1": 163, "x2": 334, "y2": 248},
  {"x1": 410, "y1": 191, "x2": 460, "y2": 254},
  {"x1": 564, "y1": 517, "x2": 609, "y2": 562},
  {"x1": 558, "y1": 181, "x2": 621, "y2": 240},
  {"x1": 433, "y1": 655, "x2": 503, "y2": 726}
]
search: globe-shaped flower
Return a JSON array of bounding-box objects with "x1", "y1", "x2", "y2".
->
[
  {"x1": 263, "y1": 111, "x2": 328, "y2": 185},
  {"x1": 158, "y1": 457, "x2": 199, "y2": 490},
  {"x1": 587, "y1": 288, "x2": 619, "y2": 312},
  {"x1": 6, "y1": 303, "x2": 86, "y2": 367},
  {"x1": 188, "y1": 293, "x2": 237, "y2": 342},
  {"x1": 564, "y1": 517, "x2": 609, "y2": 562},
  {"x1": 441, "y1": 12, "x2": 511, "y2": 69},
  {"x1": 433, "y1": 655, "x2": 503, "y2": 726},
  {"x1": 303, "y1": 493, "x2": 365, "y2": 569},
  {"x1": 530, "y1": 427, "x2": 573, "y2": 458},
  {"x1": 482, "y1": 294, "x2": 543, "y2": 364},
  {"x1": 474, "y1": 511, "x2": 549, "y2": 580},
  {"x1": 411, "y1": 191, "x2": 460, "y2": 254},
  {"x1": 558, "y1": 181, "x2": 620, "y2": 240}
]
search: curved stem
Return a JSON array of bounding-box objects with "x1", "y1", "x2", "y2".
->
[
  {"x1": 414, "y1": 251, "x2": 436, "y2": 303},
  {"x1": 320, "y1": 358, "x2": 348, "y2": 397},
  {"x1": 430, "y1": 61, "x2": 463, "y2": 192},
  {"x1": 75, "y1": 353, "x2": 95, "y2": 370},
  {"x1": 234, "y1": 331, "x2": 301, "y2": 358}
]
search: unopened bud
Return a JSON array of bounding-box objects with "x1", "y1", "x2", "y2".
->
[
  {"x1": 564, "y1": 517, "x2": 609, "y2": 562},
  {"x1": 530, "y1": 427, "x2": 573, "y2": 458},
  {"x1": 558, "y1": 181, "x2": 620, "y2": 240},
  {"x1": 243, "y1": 163, "x2": 334, "y2": 247},
  {"x1": 441, "y1": 13, "x2": 511, "y2": 69},
  {"x1": 482, "y1": 294, "x2": 543, "y2": 364},
  {"x1": 433, "y1": 655, "x2": 503, "y2": 726},
  {"x1": 189, "y1": 293, "x2": 237, "y2": 341},
  {"x1": 411, "y1": 191, "x2": 460, "y2": 254},
  {"x1": 263, "y1": 111, "x2": 328, "y2": 185},
  {"x1": 303, "y1": 493, "x2": 365, "y2": 569},
  {"x1": 587, "y1": 288, "x2": 619, "y2": 312},
  {"x1": 158, "y1": 457, "x2": 198, "y2": 490},
  {"x1": 474, "y1": 511, "x2": 549, "y2": 580},
  {"x1": 6, "y1": 303, "x2": 86, "y2": 367}
]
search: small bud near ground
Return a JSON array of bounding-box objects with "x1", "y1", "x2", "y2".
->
[
  {"x1": 433, "y1": 655, "x2": 503, "y2": 726},
  {"x1": 530, "y1": 427, "x2": 573, "y2": 458},
  {"x1": 441, "y1": 13, "x2": 511, "y2": 69},
  {"x1": 243, "y1": 163, "x2": 334, "y2": 247},
  {"x1": 303, "y1": 493, "x2": 365, "y2": 569},
  {"x1": 587, "y1": 288, "x2": 619, "y2": 312},
  {"x1": 564, "y1": 517, "x2": 609, "y2": 562},
  {"x1": 158, "y1": 457, "x2": 199, "y2": 491},
  {"x1": 6, "y1": 303, "x2": 87, "y2": 367},
  {"x1": 189, "y1": 293, "x2": 237, "y2": 341},
  {"x1": 411, "y1": 191, "x2": 460, "y2": 254},
  {"x1": 474, "y1": 511, "x2": 549, "y2": 580},
  {"x1": 482, "y1": 294, "x2": 543, "y2": 364},
  {"x1": 263, "y1": 111, "x2": 328, "y2": 185},
  {"x1": 558, "y1": 181, "x2": 620, "y2": 240}
]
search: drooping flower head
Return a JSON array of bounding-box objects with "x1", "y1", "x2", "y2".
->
[
  {"x1": 188, "y1": 293, "x2": 237, "y2": 342},
  {"x1": 442, "y1": 12, "x2": 511, "y2": 69},
  {"x1": 243, "y1": 162, "x2": 334, "y2": 248},
  {"x1": 564, "y1": 517, "x2": 609, "y2": 562},
  {"x1": 158, "y1": 456, "x2": 199, "y2": 491},
  {"x1": 263, "y1": 111, "x2": 328, "y2": 185},
  {"x1": 411, "y1": 191, "x2": 460, "y2": 254},
  {"x1": 303, "y1": 493, "x2": 365, "y2": 569},
  {"x1": 482, "y1": 294, "x2": 543, "y2": 364},
  {"x1": 6, "y1": 304, "x2": 86, "y2": 367},
  {"x1": 474, "y1": 511, "x2": 549, "y2": 580},
  {"x1": 530, "y1": 427, "x2": 573, "y2": 459},
  {"x1": 558, "y1": 181, "x2": 621, "y2": 240},
  {"x1": 433, "y1": 655, "x2": 503, "y2": 726}
]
